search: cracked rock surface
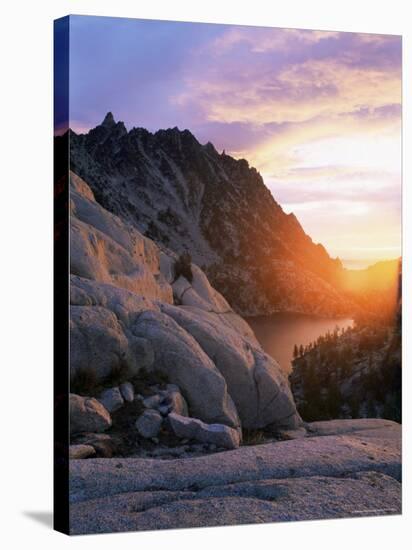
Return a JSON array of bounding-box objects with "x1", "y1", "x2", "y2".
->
[{"x1": 69, "y1": 419, "x2": 401, "y2": 534}]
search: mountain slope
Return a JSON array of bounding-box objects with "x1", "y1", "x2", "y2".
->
[{"x1": 66, "y1": 113, "x2": 349, "y2": 316}]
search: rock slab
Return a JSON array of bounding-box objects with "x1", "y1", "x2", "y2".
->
[
  {"x1": 70, "y1": 472, "x2": 401, "y2": 534},
  {"x1": 69, "y1": 420, "x2": 401, "y2": 534}
]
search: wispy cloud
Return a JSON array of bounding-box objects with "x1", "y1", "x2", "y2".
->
[{"x1": 68, "y1": 18, "x2": 401, "y2": 263}]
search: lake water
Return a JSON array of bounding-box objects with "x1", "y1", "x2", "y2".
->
[{"x1": 246, "y1": 313, "x2": 354, "y2": 374}]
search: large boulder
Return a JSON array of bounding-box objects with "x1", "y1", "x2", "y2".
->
[
  {"x1": 70, "y1": 394, "x2": 112, "y2": 435},
  {"x1": 70, "y1": 305, "x2": 145, "y2": 383},
  {"x1": 172, "y1": 265, "x2": 230, "y2": 313},
  {"x1": 168, "y1": 413, "x2": 240, "y2": 450},
  {"x1": 70, "y1": 275, "x2": 158, "y2": 325},
  {"x1": 168, "y1": 263, "x2": 259, "y2": 345},
  {"x1": 161, "y1": 304, "x2": 300, "y2": 429},
  {"x1": 132, "y1": 310, "x2": 240, "y2": 428},
  {"x1": 70, "y1": 172, "x2": 172, "y2": 304},
  {"x1": 70, "y1": 276, "x2": 156, "y2": 385}
]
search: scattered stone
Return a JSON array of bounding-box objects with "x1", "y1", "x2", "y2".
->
[
  {"x1": 120, "y1": 382, "x2": 135, "y2": 402},
  {"x1": 69, "y1": 444, "x2": 96, "y2": 459},
  {"x1": 142, "y1": 394, "x2": 162, "y2": 409},
  {"x1": 70, "y1": 394, "x2": 112, "y2": 435},
  {"x1": 168, "y1": 413, "x2": 240, "y2": 450},
  {"x1": 135, "y1": 410, "x2": 163, "y2": 438},
  {"x1": 98, "y1": 387, "x2": 124, "y2": 413}
]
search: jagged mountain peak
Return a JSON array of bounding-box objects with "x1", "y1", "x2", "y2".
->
[{"x1": 101, "y1": 111, "x2": 116, "y2": 127}]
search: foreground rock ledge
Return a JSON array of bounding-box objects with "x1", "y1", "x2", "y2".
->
[{"x1": 69, "y1": 419, "x2": 401, "y2": 534}]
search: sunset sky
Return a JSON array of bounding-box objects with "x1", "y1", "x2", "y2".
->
[{"x1": 64, "y1": 16, "x2": 402, "y2": 267}]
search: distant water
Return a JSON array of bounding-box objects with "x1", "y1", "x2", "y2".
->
[
  {"x1": 342, "y1": 259, "x2": 372, "y2": 270},
  {"x1": 246, "y1": 313, "x2": 354, "y2": 374}
]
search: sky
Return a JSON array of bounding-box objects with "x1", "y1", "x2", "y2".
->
[{"x1": 63, "y1": 15, "x2": 402, "y2": 267}]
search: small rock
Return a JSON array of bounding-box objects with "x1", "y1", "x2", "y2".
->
[
  {"x1": 135, "y1": 409, "x2": 163, "y2": 438},
  {"x1": 98, "y1": 387, "x2": 124, "y2": 412},
  {"x1": 166, "y1": 388, "x2": 189, "y2": 416},
  {"x1": 69, "y1": 444, "x2": 96, "y2": 459},
  {"x1": 76, "y1": 432, "x2": 112, "y2": 445},
  {"x1": 75, "y1": 433, "x2": 117, "y2": 457},
  {"x1": 158, "y1": 404, "x2": 171, "y2": 416},
  {"x1": 70, "y1": 394, "x2": 112, "y2": 435},
  {"x1": 168, "y1": 413, "x2": 240, "y2": 450},
  {"x1": 142, "y1": 394, "x2": 162, "y2": 409},
  {"x1": 119, "y1": 382, "x2": 135, "y2": 403}
]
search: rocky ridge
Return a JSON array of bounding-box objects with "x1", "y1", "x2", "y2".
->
[{"x1": 66, "y1": 114, "x2": 350, "y2": 316}]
